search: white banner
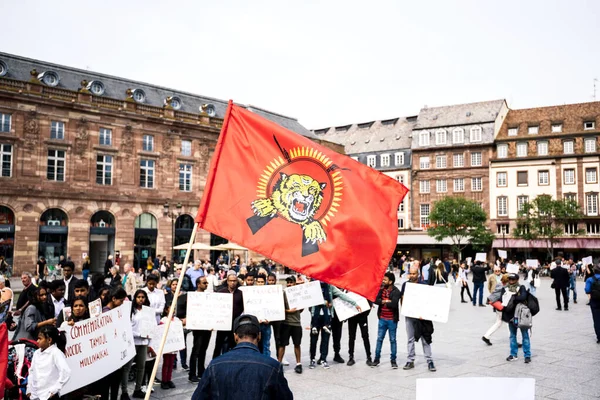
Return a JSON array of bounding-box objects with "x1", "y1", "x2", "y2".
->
[
  {"x1": 149, "y1": 318, "x2": 185, "y2": 354},
  {"x1": 400, "y1": 283, "x2": 451, "y2": 323},
  {"x1": 526, "y1": 259, "x2": 539, "y2": 269},
  {"x1": 240, "y1": 285, "x2": 285, "y2": 322},
  {"x1": 475, "y1": 253, "x2": 487, "y2": 262},
  {"x1": 497, "y1": 250, "x2": 507, "y2": 259},
  {"x1": 60, "y1": 302, "x2": 135, "y2": 395},
  {"x1": 284, "y1": 281, "x2": 325, "y2": 310},
  {"x1": 582, "y1": 256, "x2": 593, "y2": 266},
  {"x1": 332, "y1": 292, "x2": 370, "y2": 322},
  {"x1": 186, "y1": 292, "x2": 233, "y2": 331},
  {"x1": 417, "y1": 378, "x2": 535, "y2": 400}
]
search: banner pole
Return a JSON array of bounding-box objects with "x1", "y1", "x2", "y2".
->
[{"x1": 144, "y1": 222, "x2": 200, "y2": 400}]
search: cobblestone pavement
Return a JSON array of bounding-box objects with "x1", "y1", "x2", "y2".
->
[{"x1": 122, "y1": 277, "x2": 598, "y2": 399}]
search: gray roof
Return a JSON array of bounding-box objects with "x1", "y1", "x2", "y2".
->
[
  {"x1": 312, "y1": 116, "x2": 416, "y2": 154},
  {"x1": 0, "y1": 52, "x2": 313, "y2": 137},
  {"x1": 414, "y1": 99, "x2": 506, "y2": 129}
]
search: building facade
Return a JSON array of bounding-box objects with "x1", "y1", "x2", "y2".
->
[{"x1": 0, "y1": 52, "x2": 333, "y2": 275}]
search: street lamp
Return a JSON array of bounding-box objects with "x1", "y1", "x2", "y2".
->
[{"x1": 163, "y1": 202, "x2": 182, "y2": 264}]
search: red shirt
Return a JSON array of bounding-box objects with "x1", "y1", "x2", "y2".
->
[{"x1": 380, "y1": 288, "x2": 395, "y2": 320}]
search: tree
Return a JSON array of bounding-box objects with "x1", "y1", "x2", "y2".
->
[
  {"x1": 513, "y1": 195, "x2": 584, "y2": 261},
  {"x1": 427, "y1": 196, "x2": 495, "y2": 262}
]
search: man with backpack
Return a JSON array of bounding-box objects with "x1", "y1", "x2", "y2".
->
[
  {"x1": 501, "y1": 273, "x2": 532, "y2": 363},
  {"x1": 584, "y1": 264, "x2": 600, "y2": 343}
]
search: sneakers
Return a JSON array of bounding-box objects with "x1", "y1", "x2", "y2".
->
[
  {"x1": 564, "y1": 307, "x2": 569, "y2": 311},
  {"x1": 524, "y1": 357, "x2": 531, "y2": 364},
  {"x1": 371, "y1": 358, "x2": 381, "y2": 367},
  {"x1": 506, "y1": 355, "x2": 518, "y2": 362},
  {"x1": 132, "y1": 390, "x2": 145, "y2": 399},
  {"x1": 347, "y1": 357, "x2": 356, "y2": 366},
  {"x1": 555, "y1": 307, "x2": 562, "y2": 311},
  {"x1": 168, "y1": 381, "x2": 176, "y2": 389},
  {"x1": 311, "y1": 327, "x2": 318, "y2": 335},
  {"x1": 482, "y1": 336, "x2": 492, "y2": 346},
  {"x1": 161, "y1": 382, "x2": 171, "y2": 390},
  {"x1": 282, "y1": 359, "x2": 290, "y2": 366},
  {"x1": 428, "y1": 361, "x2": 436, "y2": 372},
  {"x1": 366, "y1": 357, "x2": 373, "y2": 366},
  {"x1": 294, "y1": 364, "x2": 303, "y2": 374},
  {"x1": 309, "y1": 359, "x2": 316, "y2": 369},
  {"x1": 403, "y1": 362, "x2": 414, "y2": 370},
  {"x1": 189, "y1": 376, "x2": 201, "y2": 383},
  {"x1": 317, "y1": 359, "x2": 323, "y2": 365},
  {"x1": 321, "y1": 360, "x2": 330, "y2": 369},
  {"x1": 391, "y1": 361, "x2": 398, "y2": 369},
  {"x1": 333, "y1": 353, "x2": 345, "y2": 363}
]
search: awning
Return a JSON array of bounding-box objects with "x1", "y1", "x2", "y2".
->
[
  {"x1": 173, "y1": 242, "x2": 216, "y2": 250},
  {"x1": 397, "y1": 234, "x2": 454, "y2": 246},
  {"x1": 211, "y1": 243, "x2": 248, "y2": 251},
  {"x1": 492, "y1": 238, "x2": 600, "y2": 249}
]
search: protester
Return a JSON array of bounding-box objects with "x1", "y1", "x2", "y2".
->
[
  {"x1": 159, "y1": 313, "x2": 179, "y2": 390},
  {"x1": 105, "y1": 254, "x2": 114, "y2": 277},
  {"x1": 187, "y1": 260, "x2": 205, "y2": 290},
  {"x1": 205, "y1": 266, "x2": 219, "y2": 292},
  {"x1": 100, "y1": 287, "x2": 128, "y2": 399},
  {"x1": 458, "y1": 262, "x2": 472, "y2": 303},
  {"x1": 551, "y1": 260, "x2": 570, "y2": 311},
  {"x1": 212, "y1": 272, "x2": 244, "y2": 358},
  {"x1": 13, "y1": 282, "x2": 55, "y2": 341},
  {"x1": 584, "y1": 264, "x2": 600, "y2": 343},
  {"x1": 82, "y1": 255, "x2": 91, "y2": 282},
  {"x1": 129, "y1": 290, "x2": 152, "y2": 398},
  {"x1": 373, "y1": 272, "x2": 400, "y2": 368},
  {"x1": 47, "y1": 280, "x2": 66, "y2": 318},
  {"x1": 123, "y1": 263, "x2": 138, "y2": 299},
  {"x1": 501, "y1": 273, "x2": 531, "y2": 363},
  {"x1": 471, "y1": 261, "x2": 490, "y2": 307},
  {"x1": 143, "y1": 274, "x2": 166, "y2": 323},
  {"x1": 428, "y1": 261, "x2": 449, "y2": 286},
  {"x1": 346, "y1": 297, "x2": 372, "y2": 367},
  {"x1": 277, "y1": 277, "x2": 303, "y2": 373},
  {"x1": 27, "y1": 326, "x2": 71, "y2": 400},
  {"x1": 255, "y1": 274, "x2": 273, "y2": 357},
  {"x1": 567, "y1": 263, "x2": 578, "y2": 304},
  {"x1": 182, "y1": 276, "x2": 213, "y2": 382},
  {"x1": 62, "y1": 264, "x2": 76, "y2": 304},
  {"x1": 15, "y1": 271, "x2": 36, "y2": 316},
  {"x1": 482, "y1": 273, "x2": 509, "y2": 345}
]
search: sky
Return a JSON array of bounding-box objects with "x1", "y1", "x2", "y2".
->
[{"x1": 3, "y1": 0, "x2": 600, "y2": 129}]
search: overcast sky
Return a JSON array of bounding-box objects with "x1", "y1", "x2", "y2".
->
[{"x1": 4, "y1": 0, "x2": 600, "y2": 129}]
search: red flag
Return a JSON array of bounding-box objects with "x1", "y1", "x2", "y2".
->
[
  {"x1": 0, "y1": 323, "x2": 8, "y2": 399},
  {"x1": 196, "y1": 102, "x2": 409, "y2": 300}
]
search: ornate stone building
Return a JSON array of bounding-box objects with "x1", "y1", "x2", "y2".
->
[{"x1": 0, "y1": 52, "x2": 332, "y2": 274}]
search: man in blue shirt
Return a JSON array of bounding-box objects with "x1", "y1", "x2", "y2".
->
[
  {"x1": 186, "y1": 260, "x2": 205, "y2": 290},
  {"x1": 584, "y1": 264, "x2": 600, "y2": 344}
]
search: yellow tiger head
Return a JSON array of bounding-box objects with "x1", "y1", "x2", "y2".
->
[{"x1": 271, "y1": 173, "x2": 326, "y2": 225}]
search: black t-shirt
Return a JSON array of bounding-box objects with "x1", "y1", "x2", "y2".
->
[
  {"x1": 16, "y1": 284, "x2": 36, "y2": 311},
  {"x1": 37, "y1": 260, "x2": 46, "y2": 275}
]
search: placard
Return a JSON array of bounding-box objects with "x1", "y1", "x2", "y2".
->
[
  {"x1": 582, "y1": 256, "x2": 593, "y2": 266},
  {"x1": 284, "y1": 281, "x2": 325, "y2": 310},
  {"x1": 62, "y1": 307, "x2": 72, "y2": 322},
  {"x1": 332, "y1": 292, "x2": 370, "y2": 322},
  {"x1": 526, "y1": 259, "x2": 539, "y2": 268},
  {"x1": 400, "y1": 282, "x2": 451, "y2": 323},
  {"x1": 240, "y1": 285, "x2": 285, "y2": 322},
  {"x1": 60, "y1": 302, "x2": 135, "y2": 395},
  {"x1": 506, "y1": 263, "x2": 519, "y2": 274},
  {"x1": 416, "y1": 377, "x2": 535, "y2": 400},
  {"x1": 186, "y1": 292, "x2": 233, "y2": 331},
  {"x1": 497, "y1": 250, "x2": 507, "y2": 259},
  {"x1": 139, "y1": 305, "x2": 157, "y2": 338},
  {"x1": 465, "y1": 257, "x2": 472, "y2": 265},
  {"x1": 475, "y1": 253, "x2": 487, "y2": 262},
  {"x1": 89, "y1": 298, "x2": 102, "y2": 318},
  {"x1": 149, "y1": 318, "x2": 185, "y2": 354}
]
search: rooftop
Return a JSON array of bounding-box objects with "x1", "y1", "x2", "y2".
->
[{"x1": 414, "y1": 99, "x2": 506, "y2": 129}]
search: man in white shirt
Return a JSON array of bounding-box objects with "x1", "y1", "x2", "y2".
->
[
  {"x1": 122, "y1": 263, "x2": 137, "y2": 299},
  {"x1": 62, "y1": 264, "x2": 76, "y2": 304},
  {"x1": 143, "y1": 274, "x2": 165, "y2": 323},
  {"x1": 48, "y1": 279, "x2": 66, "y2": 318},
  {"x1": 205, "y1": 267, "x2": 219, "y2": 293}
]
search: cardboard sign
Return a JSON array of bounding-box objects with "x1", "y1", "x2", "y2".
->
[
  {"x1": 497, "y1": 250, "x2": 507, "y2": 259},
  {"x1": 149, "y1": 318, "x2": 185, "y2": 354},
  {"x1": 475, "y1": 253, "x2": 487, "y2": 262},
  {"x1": 400, "y1": 282, "x2": 451, "y2": 323},
  {"x1": 60, "y1": 302, "x2": 135, "y2": 395},
  {"x1": 506, "y1": 263, "x2": 519, "y2": 274},
  {"x1": 417, "y1": 378, "x2": 535, "y2": 400},
  {"x1": 186, "y1": 292, "x2": 233, "y2": 331},
  {"x1": 240, "y1": 285, "x2": 285, "y2": 322},
  {"x1": 332, "y1": 291, "x2": 370, "y2": 322},
  {"x1": 62, "y1": 307, "x2": 72, "y2": 322},
  {"x1": 526, "y1": 259, "x2": 539, "y2": 268},
  {"x1": 582, "y1": 256, "x2": 593, "y2": 266},
  {"x1": 284, "y1": 281, "x2": 325, "y2": 310},
  {"x1": 139, "y1": 306, "x2": 157, "y2": 338},
  {"x1": 89, "y1": 298, "x2": 102, "y2": 318}
]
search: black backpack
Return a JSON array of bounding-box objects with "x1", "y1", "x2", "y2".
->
[
  {"x1": 526, "y1": 291, "x2": 540, "y2": 316},
  {"x1": 182, "y1": 275, "x2": 193, "y2": 292},
  {"x1": 591, "y1": 277, "x2": 600, "y2": 301}
]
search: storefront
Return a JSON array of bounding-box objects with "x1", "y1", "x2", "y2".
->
[
  {"x1": 134, "y1": 213, "x2": 157, "y2": 271},
  {"x1": 89, "y1": 211, "x2": 116, "y2": 273},
  {"x1": 173, "y1": 214, "x2": 194, "y2": 263},
  {"x1": 38, "y1": 208, "x2": 69, "y2": 267},
  {"x1": 0, "y1": 206, "x2": 15, "y2": 267}
]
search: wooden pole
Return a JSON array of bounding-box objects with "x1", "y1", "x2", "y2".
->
[{"x1": 144, "y1": 222, "x2": 199, "y2": 400}]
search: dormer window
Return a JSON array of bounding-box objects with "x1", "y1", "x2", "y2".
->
[
  {"x1": 0, "y1": 60, "x2": 7, "y2": 77},
  {"x1": 508, "y1": 127, "x2": 518, "y2": 136},
  {"x1": 87, "y1": 80, "x2": 105, "y2": 96},
  {"x1": 201, "y1": 104, "x2": 216, "y2": 117},
  {"x1": 132, "y1": 89, "x2": 146, "y2": 103},
  {"x1": 528, "y1": 125, "x2": 539, "y2": 134},
  {"x1": 38, "y1": 71, "x2": 60, "y2": 87},
  {"x1": 166, "y1": 96, "x2": 182, "y2": 110},
  {"x1": 551, "y1": 123, "x2": 563, "y2": 133},
  {"x1": 584, "y1": 121, "x2": 595, "y2": 130}
]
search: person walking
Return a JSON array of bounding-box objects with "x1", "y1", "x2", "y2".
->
[
  {"x1": 501, "y1": 273, "x2": 531, "y2": 363},
  {"x1": 567, "y1": 263, "x2": 578, "y2": 304},
  {"x1": 372, "y1": 272, "x2": 400, "y2": 369},
  {"x1": 584, "y1": 264, "x2": 600, "y2": 343},
  {"x1": 551, "y1": 260, "x2": 570, "y2": 311},
  {"x1": 458, "y1": 263, "x2": 472, "y2": 303},
  {"x1": 482, "y1": 273, "x2": 509, "y2": 345},
  {"x1": 471, "y1": 261, "x2": 490, "y2": 307}
]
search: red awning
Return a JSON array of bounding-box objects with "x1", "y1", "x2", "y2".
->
[{"x1": 492, "y1": 238, "x2": 600, "y2": 249}]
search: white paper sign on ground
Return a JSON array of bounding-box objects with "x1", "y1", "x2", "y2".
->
[
  {"x1": 506, "y1": 263, "x2": 519, "y2": 274},
  {"x1": 526, "y1": 259, "x2": 539, "y2": 268},
  {"x1": 149, "y1": 318, "x2": 185, "y2": 354},
  {"x1": 284, "y1": 281, "x2": 325, "y2": 310},
  {"x1": 240, "y1": 285, "x2": 285, "y2": 322},
  {"x1": 416, "y1": 378, "x2": 535, "y2": 400},
  {"x1": 475, "y1": 253, "x2": 487, "y2": 262},
  {"x1": 582, "y1": 256, "x2": 593, "y2": 266},
  {"x1": 139, "y1": 305, "x2": 157, "y2": 338},
  {"x1": 60, "y1": 302, "x2": 135, "y2": 395},
  {"x1": 186, "y1": 292, "x2": 233, "y2": 331},
  {"x1": 400, "y1": 283, "x2": 451, "y2": 323},
  {"x1": 497, "y1": 249, "x2": 507, "y2": 259},
  {"x1": 332, "y1": 292, "x2": 370, "y2": 322}
]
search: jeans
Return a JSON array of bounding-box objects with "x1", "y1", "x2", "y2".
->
[
  {"x1": 508, "y1": 323, "x2": 531, "y2": 358},
  {"x1": 567, "y1": 280, "x2": 577, "y2": 301},
  {"x1": 347, "y1": 312, "x2": 371, "y2": 358},
  {"x1": 260, "y1": 324, "x2": 272, "y2": 357},
  {"x1": 374, "y1": 318, "x2": 397, "y2": 362},
  {"x1": 309, "y1": 316, "x2": 331, "y2": 361},
  {"x1": 472, "y1": 281, "x2": 484, "y2": 305},
  {"x1": 82, "y1": 269, "x2": 89, "y2": 282},
  {"x1": 555, "y1": 287, "x2": 568, "y2": 309},
  {"x1": 189, "y1": 330, "x2": 212, "y2": 378},
  {"x1": 405, "y1": 317, "x2": 432, "y2": 363},
  {"x1": 591, "y1": 303, "x2": 600, "y2": 341}
]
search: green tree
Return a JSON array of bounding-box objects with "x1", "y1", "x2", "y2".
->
[
  {"x1": 427, "y1": 196, "x2": 494, "y2": 262},
  {"x1": 513, "y1": 195, "x2": 584, "y2": 260}
]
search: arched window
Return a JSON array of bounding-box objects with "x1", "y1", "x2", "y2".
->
[
  {"x1": 135, "y1": 213, "x2": 157, "y2": 229},
  {"x1": 175, "y1": 214, "x2": 194, "y2": 229},
  {"x1": 91, "y1": 210, "x2": 115, "y2": 228}
]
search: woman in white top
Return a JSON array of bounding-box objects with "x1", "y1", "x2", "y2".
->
[
  {"x1": 458, "y1": 262, "x2": 473, "y2": 303},
  {"x1": 125, "y1": 289, "x2": 153, "y2": 398},
  {"x1": 143, "y1": 274, "x2": 165, "y2": 323},
  {"x1": 27, "y1": 325, "x2": 70, "y2": 400}
]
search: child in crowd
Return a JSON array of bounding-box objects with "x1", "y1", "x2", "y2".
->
[
  {"x1": 27, "y1": 326, "x2": 71, "y2": 400},
  {"x1": 310, "y1": 281, "x2": 332, "y2": 335}
]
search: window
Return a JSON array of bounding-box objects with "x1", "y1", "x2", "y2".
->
[
  {"x1": 367, "y1": 155, "x2": 376, "y2": 168},
  {"x1": 584, "y1": 121, "x2": 595, "y2": 130},
  {"x1": 179, "y1": 163, "x2": 192, "y2": 192},
  {"x1": 380, "y1": 154, "x2": 390, "y2": 167},
  {"x1": 552, "y1": 123, "x2": 563, "y2": 133},
  {"x1": 528, "y1": 126, "x2": 539, "y2": 134},
  {"x1": 420, "y1": 204, "x2": 430, "y2": 228},
  {"x1": 497, "y1": 197, "x2": 508, "y2": 216},
  {"x1": 516, "y1": 142, "x2": 527, "y2": 157},
  {"x1": 96, "y1": 155, "x2": 112, "y2": 185},
  {"x1": 497, "y1": 144, "x2": 508, "y2": 159},
  {"x1": 99, "y1": 128, "x2": 112, "y2": 146},
  {"x1": 394, "y1": 152, "x2": 404, "y2": 165},
  {"x1": 140, "y1": 159, "x2": 154, "y2": 188},
  {"x1": 50, "y1": 121, "x2": 65, "y2": 140},
  {"x1": 472, "y1": 177, "x2": 482, "y2": 191},
  {"x1": 0, "y1": 144, "x2": 12, "y2": 177},
  {"x1": 585, "y1": 138, "x2": 596, "y2": 153},
  {"x1": 508, "y1": 127, "x2": 518, "y2": 136},
  {"x1": 452, "y1": 128, "x2": 464, "y2": 144},
  {"x1": 399, "y1": 199, "x2": 405, "y2": 212},
  {"x1": 396, "y1": 175, "x2": 404, "y2": 184},
  {"x1": 517, "y1": 196, "x2": 529, "y2": 212},
  {"x1": 0, "y1": 114, "x2": 10, "y2": 133},
  {"x1": 471, "y1": 152, "x2": 482, "y2": 167},
  {"x1": 419, "y1": 131, "x2": 429, "y2": 146},
  {"x1": 537, "y1": 141, "x2": 548, "y2": 156},
  {"x1": 586, "y1": 168, "x2": 598, "y2": 183},
  {"x1": 132, "y1": 89, "x2": 146, "y2": 103},
  {"x1": 563, "y1": 140, "x2": 574, "y2": 154},
  {"x1": 181, "y1": 140, "x2": 192, "y2": 156},
  {"x1": 497, "y1": 224, "x2": 509, "y2": 234},
  {"x1": 419, "y1": 180, "x2": 430, "y2": 193},
  {"x1": 453, "y1": 153, "x2": 464, "y2": 167},
  {"x1": 47, "y1": 149, "x2": 65, "y2": 181},
  {"x1": 587, "y1": 193, "x2": 598, "y2": 216},
  {"x1": 564, "y1": 169, "x2": 575, "y2": 184},
  {"x1": 517, "y1": 171, "x2": 528, "y2": 186},
  {"x1": 398, "y1": 218, "x2": 404, "y2": 229},
  {"x1": 435, "y1": 130, "x2": 446, "y2": 145},
  {"x1": 587, "y1": 223, "x2": 600, "y2": 235},
  {"x1": 420, "y1": 156, "x2": 430, "y2": 169},
  {"x1": 436, "y1": 155, "x2": 447, "y2": 169},
  {"x1": 142, "y1": 135, "x2": 154, "y2": 152},
  {"x1": 453, "y1": 178, "x2": 464, "y2": 192},
  {"x1": 564, "y1": 223, "x2": 578, "y2": 235},
  {"x1": 497, "y1": 172, "x2": 507, "y2": 187},
  {"x1": 436, "y1": 179, "x2": 447, "y2": 193},
  {"x1": 470, "y1": 127, "x2": 482, "y2": 142},
  {"x1": 538, "y1": 170, "x2": 549, "y2": 185}
]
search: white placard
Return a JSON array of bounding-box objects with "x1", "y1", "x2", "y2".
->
[
  {"x1": 526, "y1": 259, "x2": 539, "y2": 268},
  {"x1": 582, "y1": 256, "x2": 593, "y2": 266},
  {"x1": 62, "y1": 307, "x2": 72, "y2": 322},
  {"x1": 186, "y1": 292, "x2": 233, "y2": 331},
  {"x1": 240, "y1": 285, "x2": 285, "y2": 322},
  {"x1": 506, "y1": 263, "x2": 519, "y2": 274},
  {"x1": 139, "y1": 305, "x2": 157, "y2": 338},
  {"x1": 89, "y1": 298, "x2": 102, "y2": 318},
  {"x1": 497, "y1": 250, "x2": 507, "y2": 259},
  {"x1": 475, "y1": 253, "x2": 487, "y2": 262},
  {"x1": 400, "y1": 283, "x2": 452, "y2": 323},
  {"x1": 416, "y1": 377, "x2": 535, "y2": 400},
  {"x1": 284, "y1": 281, "x2": 325, "y2": 310},
  {"x1": 60, "y1": 302, "x2": 135, "y2": 395},
  {"x1": 149, "y1": 318, "x2": 185, "y2": 354},
  {"x1": 332, "y1": 292, "x2": 370, "y2": 322},
  {"x1": 465, "y1": 257, "x2": 472, "y2": 265}
]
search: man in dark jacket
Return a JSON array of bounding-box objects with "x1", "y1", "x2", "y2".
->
[
  {"x1": 212, "y1": 272, "x2": 244, "y2": 358},
  {"x1": 471, "y1": 261, "x2": 490, "y2": 307},
  {"x1": 372, "y1": 272, "x2": 401, "y2": 368},
  {"x1": 192, "y1": 314, "x2": 293, "y2": 400},
  {"x1": 551, "y1": 261, "x2": 570, "y2": 310}
]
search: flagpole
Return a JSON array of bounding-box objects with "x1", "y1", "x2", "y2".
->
[{"x1": 144, "y1": 222, "x2": 199, "y2": 400}]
